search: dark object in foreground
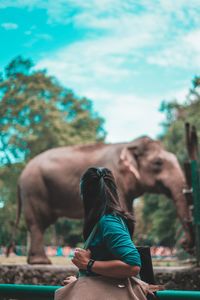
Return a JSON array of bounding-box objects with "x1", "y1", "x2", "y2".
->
[{"x1": 137, "y1": 246, "x2": 155, "y2": 284}]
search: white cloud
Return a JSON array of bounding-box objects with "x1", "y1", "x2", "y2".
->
[
  {"x1": 83, "y1": 89, "x2": 165, "y2": 142},
  {"x1": 165, "y1": 88, "x2": 189, "y2": 103},
  {"x1": 36, "y1": 37, "x2": 137, "y2": 89},
  {"x1": 35, "y1": 8, "x2": 166, "y2": 90},
  {"x1": 1, "y1": 0, "x2": 200, "y2": 28},
  {"x1": 1, "y1": 1, "x2": 200, "y2": 65},
  {"x1": 24, "y1": 25, "x2": 37, "y2": 35},
  {"x1": 147, "y1": 29, "x2": 200, "y2": 69},
  {"x1": 36, "y1": 40, "x2": 167, "y2": 142},
  {"x1": 24, "y1": 33, "x2": 53, "y2": 47},
  {"x1": 36, "y1": 33, "x2": 52, "y2": 41},
  {"x1": 98, "y1": 86, "x2": 190, "y2": 142},
  {"x1": 1, "y1": 22, "x2": 18, "y2": 30},
  {"x1": 32, "y1": 0, "x2": 200, "y2": 74}
]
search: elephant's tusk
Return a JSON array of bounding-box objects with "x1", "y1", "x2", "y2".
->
[
  {"x1": 128, "y1": 164, "x2": 141, "y2": 181},
  {"x1": 120, "y1": 148, "x2": 141, "y2": 181},
  {"x1": 123, "y1": 160, "x2": 140, "y2": 181}
]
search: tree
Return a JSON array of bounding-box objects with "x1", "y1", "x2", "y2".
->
[
  {"x1": 142, "y1": 77, "x2": 200, "y2": 247},
  {"x1": 0, "y1": 56, "x2": 106, "y2": 246},
  {"x1": 142, "y1": 194, "x2": 178, "y2": 247},
  {"x1": 0, "y1": 56, "x2": 105, "y2": 164}
]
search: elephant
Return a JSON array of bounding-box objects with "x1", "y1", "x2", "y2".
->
[{"x1": 15, "y1": 136, "x2": 194, "y2": 264}]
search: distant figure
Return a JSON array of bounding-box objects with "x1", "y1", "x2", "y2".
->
[
  {"x1": 6, "y1": 241, "x2": 17, "y2": 257},
  {"x1": 56, "y1": 246, "x2": 63, "y2": 256}
]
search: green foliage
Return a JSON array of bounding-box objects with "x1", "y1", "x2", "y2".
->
[
  {"x1": 142, "y1": 77, "x2": 200, "y2": 247},
  {"x1": 0, "y1": 162, "x2": 27, "y2": 245},
  {"x1": 0, "y1": 56, "x2": 106, "y2": 246},
  {"x1": 142, "y1": 195, "x2": 178, "y2": 246},
  {"x1": 0, "y1": 56, "x2": 105, "y2": 164},
  {"x1": 56, "y1": 219, "x2": 84, "y2": 247},
  {"x1": 44, "y1": 219, "x2": 84, "y2": 248}
]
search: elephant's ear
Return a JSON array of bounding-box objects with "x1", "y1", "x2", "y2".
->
[
  {"x1": 128, "y1": 136, "x2": 152, "y2": 158},
  {"x1": 128, "y1": 144, "x2": 147, "y2": 159},
  {"x1": 119, "y1": 147, "x2": 140, "y2": 180}
]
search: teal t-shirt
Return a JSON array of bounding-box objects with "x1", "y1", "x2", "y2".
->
[{"x1": 80, "y1": 214, "x2": 141, "y2": 276}]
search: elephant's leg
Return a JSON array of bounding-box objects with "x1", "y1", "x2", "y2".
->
[
  {"x1": 27, "y1": 224, "x2": 51, "y2": 264},
  {"x1": 23, "y1": 191, "x2": 53, "y2": 264}
]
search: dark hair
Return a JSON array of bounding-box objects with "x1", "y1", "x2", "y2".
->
[{"x1": 80, "y1": 167, "x2": 135, "y2": 240}]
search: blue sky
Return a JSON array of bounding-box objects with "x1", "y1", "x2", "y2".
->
[{"x1": 0, "y1": 0, "x2": 200, "y2": 142}]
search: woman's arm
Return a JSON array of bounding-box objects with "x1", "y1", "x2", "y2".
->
[
  {"x1": 99, "y1": 215, "x2": 141, "y2": 267},
  {"x1": 72, "y1": 249, "x2": 140, "y2": 278},
  {"x1": 92, "y1": 260, "x2": 140, "y2": 278}
]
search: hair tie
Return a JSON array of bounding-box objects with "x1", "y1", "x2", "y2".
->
[{"x1": 97, "y1": 169, "x2": 105, "y2": 179}]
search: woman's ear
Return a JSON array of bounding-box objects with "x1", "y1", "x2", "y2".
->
[{"x1": 119, "y1": 147, "x2": 140, "y2": 180}]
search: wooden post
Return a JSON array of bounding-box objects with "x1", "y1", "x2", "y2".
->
[{"x1": 185, "y1": 123, "x2": 200, "y2": 266}]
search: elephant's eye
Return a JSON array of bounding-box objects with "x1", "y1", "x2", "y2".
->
[{"x1": 152, "y1": 158, "x2": 163, "y2": 172}]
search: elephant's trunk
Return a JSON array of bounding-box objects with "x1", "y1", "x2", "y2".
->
[
  {"x1": 172, "y1": 186, "x2": 194, "y2": 248},
  {"x1": 166, "y1": 169, "x2": 195, "y2": 250}
]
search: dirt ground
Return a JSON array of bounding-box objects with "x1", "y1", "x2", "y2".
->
[
  {"x1": 0, "y1": 255, "x2": 184, "y2": 267},
  {"x1": 0, "y1": 255, "x2": 72, "y2": 265}
]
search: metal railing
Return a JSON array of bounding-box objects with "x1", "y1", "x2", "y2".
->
[
  {"x1": 1, "y1": 284, "x2": 200, "y2": 300},
  {"x1": 0, "y1": 284, "x2": 59, "y2": 300}
]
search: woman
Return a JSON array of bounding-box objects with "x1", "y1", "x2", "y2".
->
[{"x1": 55, "y1": 167, "x2": 147, "y2": 300}]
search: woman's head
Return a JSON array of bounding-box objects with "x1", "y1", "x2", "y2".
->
[
  {"x1": 80, "y1": 167, "x2": 135, "y2": 239},
  {"x1": 80, "y1": 167, "x2": 118, "y2": 216}
]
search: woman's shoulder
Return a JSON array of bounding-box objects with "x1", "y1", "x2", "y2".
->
[
  {"x1": 100, "y1": 213, "x2": 120, "y2": 222},
  {"x1": 99, "y1": 213, "x2": 125, "y2": 229}
]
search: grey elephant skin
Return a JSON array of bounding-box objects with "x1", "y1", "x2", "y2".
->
[{"x1": 17, "y1": 136, "x2": 194, "y2": 264}]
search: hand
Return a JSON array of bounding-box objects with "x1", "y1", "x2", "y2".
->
[
  {"x1": 62, "y1": 276, "x2": 77, "y2": 285},
  {"x1": 71, "y1": 248, "x2": 91, "y2": 270}
]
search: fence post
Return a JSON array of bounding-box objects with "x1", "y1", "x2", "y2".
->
[
  {"x1": 191, "y1": 160, "x2": 200, "y2": 265},
  {"x1": 184, "y1": 123, "x2": 200, "y2": 266}
]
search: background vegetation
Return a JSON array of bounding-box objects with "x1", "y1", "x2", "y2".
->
[
  {"x1": 0, "y1": 56, "x2": 199, "y2": 250},
  {"x1": 0, "y1": 56, "x2": 106, "y2": 247}
]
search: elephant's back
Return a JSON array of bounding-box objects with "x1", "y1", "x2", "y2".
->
[
  {"x1": 23, "y1": 143, "x2": 119, "y2": 171},
  {"x1": 19, "y1": 142, "x2": 124, "y2": 190}
]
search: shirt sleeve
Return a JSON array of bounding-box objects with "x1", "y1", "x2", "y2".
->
[{"x1": 99, "y1": 214, "x2": 141, "y2": 267}]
